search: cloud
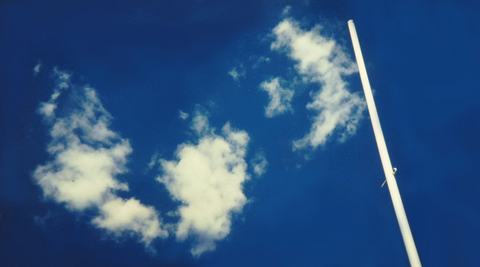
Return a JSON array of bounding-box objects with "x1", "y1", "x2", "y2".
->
[
  {"x1": 228, "y1": 65, "x2": 246, "y2": 81},
  {"x1": 252, "y1": 56, "x2": 270, "y2": 69},
  {"x1": 38, "y1": 102, "x2": 57, "y2": 117},
  {"x1": 190, "y1": 108, "x2": 210, "y2": 136},
  {"x1": 260, "y1": 77, "x2": 294, "y2": 118},
  {"x1": 282, "y1": 6, "x2": 291, "y2": 15},
  {"x1": 251, "y1": 151, "x2": 268, "y2": 177},
  {"x1": 37, "y1": 68, "x2": 71, "y2": 119},
  {"x1": 179, "y1": 110, "x2": 189, "y2": 120},
  {"x1": 34, "y1": 211, "x2": 52, "y2": 227},
  {"x1": 148, "y1": 152, "x2": 159, "y2": 169},
  {"x1": 270, "y1": 18, "x2": 366, "y2": 150},
  {"x1": 33, "y1": 68, "x2": 168, "y2": 245},
  {"x1": 157, "y1": 110, "x2": 251, "y2": 256},
  {"x1": 33, "y1": 61, "x2": 42, "y2": 75},
  {"x1": 93, "y1": 197, "x2": 167, "y2": 244}
]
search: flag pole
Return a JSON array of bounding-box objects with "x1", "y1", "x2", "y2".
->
[{"x1": 347, "y1": 20, "x2": 422, "y2": 267}]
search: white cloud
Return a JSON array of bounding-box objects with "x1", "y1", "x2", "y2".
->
[
  {"x1": 158, "y1": 110, "x2": 251, "y2": 256},
  {"x1": 251, "y1": 151, "x2": 268, "y2": 177},
  {"x1": 260, "y1": 77, "x2": 294, "y2": 118},
  {"x1": 179, "y1": 110, "x2": 189, "y2": 120},
  {"x1": 228, "y1": 65, "x2": 246, "y2": 81},
  {"x1": 34, "y1": 141, "x2": 131, "y2": 210},
  {"x1": 282, "y1": 6, "x2": 291, "y2": 15},
  {"x1": 39, "y1": 102, "x2": 57, "y2": 117},
  {"x1": 93, "y1": 197, "x2": 168, "y2": 244},
  {"x1": 36, "y1": 68, "x2": 71, "y2": 119},
  {"x1": 33, "y1": 69, "x2": 168, "y2": 245},
  {"x1": 270, "y1": 18, "x2": 365, "y2": 150}
]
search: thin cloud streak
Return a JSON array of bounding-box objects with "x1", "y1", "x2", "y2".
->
[{"x1": 252, "y1": 56, "x2": 270, "y2": 69}]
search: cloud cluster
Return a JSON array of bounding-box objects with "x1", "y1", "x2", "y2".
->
[
  {"x1": 260, "y1": 77, "x2": 294, "y2": 118},
  {"x1": 157, "y1": 110, "x2": 251, "y2": 256},
  {"x1": 268, "y1": 18, "x2": 366, "y2": 150},
  {"x1": 33, "y1": 69, "x2": 168, "y2": 245}
]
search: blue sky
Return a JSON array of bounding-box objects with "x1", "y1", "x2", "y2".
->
[{"x1": 1, "y1": 0, "x2": 479, "y2": 266}]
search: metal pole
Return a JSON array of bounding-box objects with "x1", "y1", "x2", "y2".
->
[{"x1": 348, "y1": 20, "x2": 422, "y2": 267}]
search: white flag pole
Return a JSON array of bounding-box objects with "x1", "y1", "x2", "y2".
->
[{"x1": 348, "y1": 20, "x2": 422, "y2": 267}]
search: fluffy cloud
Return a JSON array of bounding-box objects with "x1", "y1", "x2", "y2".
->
[
  {"x1": 157, "y1": 110, "x2": 251, "y2": 256},
  {"x1": 270, "y1": 18, "x2": 366, "y2": 150},
  {"x1": 33, "y1": 68, "x2": 168, "y2": 245},
  {"x1": 93, "y1": 198, "x2": 167, "y2": 244},
  {"x1": 260, "y1": 77, "x2": 294, "y2": 118}
]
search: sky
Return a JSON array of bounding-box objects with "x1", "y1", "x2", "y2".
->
[{"x1": 1, "y1": 0, "x2": 479, "y2": 266}]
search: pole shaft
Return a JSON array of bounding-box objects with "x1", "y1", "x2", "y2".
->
[{"x1": 347, "y1": 20, "x2": 422, "y2": 267}]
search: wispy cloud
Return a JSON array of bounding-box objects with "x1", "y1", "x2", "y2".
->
[
  {"x1": 37, "y1": 68, "x2": 70, "y2": 119},
  {"x1": 34, "y1": 211, "x2": 52, "y2": 227},
  {"x1": 190, "y1": 108, "x2": 210, "y2": 136},
  {"x1": 33, "y1": 68, "x2": 168, "y2": 245},
  {"x1": 252, "y1": 56, "x2": 271, "y2": 69},
  {"x1": 157, "y1": 109, "x2": 251, "y2": 256},
  {"x1": 260, "y1": 77, "x2": 294, "y2": 118},
  {"x1": 270, "y1": 18, "x2": 365, "y2": 150},
  {"x1": 148, "y1": 152, "x2": 159, "y2": 169},
  {"x1": 33, "y1": 61, "x2": 42, "y2": 76},
  {"x1": 251, "y1": 151, "x2": 268, "y2": 177},
  {"x1": 228, "y1": 65, "x2": 246, "y2": 81},
  {"x1": 179, "y1": 110, "x2": 189, "y2": 120}
]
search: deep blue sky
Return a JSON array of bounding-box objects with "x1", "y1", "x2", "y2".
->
[{"x1": 1, "y1": 0, "x2": 480, "y2": 266}]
